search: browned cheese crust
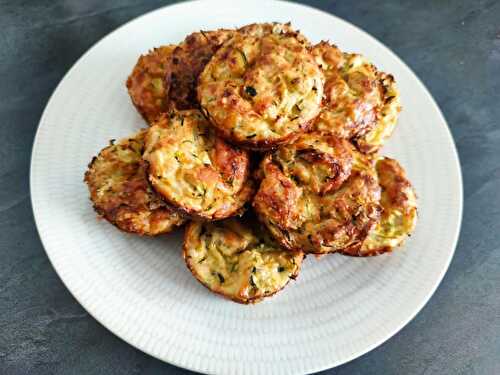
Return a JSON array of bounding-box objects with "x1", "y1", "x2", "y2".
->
[
  {"x1": 143, "y1": 110, "x2": 254, "y2": 220},
  {"x1": 197, "y1": 31, "x2": 323, "y2": 150},
  {"x1": 126, "y1": 45, "x2": 177, "y2": 123},
  {"x1": 84, "y1": 130, "x2": 185, "y2": 235},
  {"x1": 253, "y1": 133, "x2": 382, "y2": 254},
  {"x1": 183, "y1": 217, "x2": 304, "y2": 304},
  {"x1": 237, "y1": 22, "x2": 309, "y2": 44},
  {"x1": 311, "y1": 42, "x2": 401, "y2": 153},
  {"x1": 341, "y1": 157, "x2": 417, "y2": 256}
]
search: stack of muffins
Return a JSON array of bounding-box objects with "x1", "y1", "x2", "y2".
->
[{"x1": 84, "y1": 23, "x2": 417, "y2": 304}]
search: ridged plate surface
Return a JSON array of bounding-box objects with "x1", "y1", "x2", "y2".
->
[{"x1": 30, "y1": 1, "x2": 463, "y2": 374}]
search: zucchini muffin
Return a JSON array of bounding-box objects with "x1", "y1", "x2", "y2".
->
[
  {"x1": 166, "y1": 29, "x2": 235, "y2": 110},
  {"x1": 311, "y1": 41, "x2": 401, "y2": 153},
  {"x1": 143, "y1": 109, "x2": 253, "y2": 220},
  {"x1": 341, "y1": 157, "x2": 417, "y2": 256},
  {"x1": 126, "y1": 45, "x2": 177, "y2": 123},
  {"x1": 198, "y1": 31, "x2": 323, "y2": 150},
  {"x1": 253, "y1": 132, "x2": 381, "y2": 254},
  {"x1": 84, "y1": 130, "x2": 185, "y2": 235},
  {"x1": 183, "y1": 216, "x2": 304, "y2": 304}
]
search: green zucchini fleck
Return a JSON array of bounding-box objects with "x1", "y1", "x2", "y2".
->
[
  {"x1": 249, "y1": 275, "x2": 257, "y2": 287},
  {"x1": 235, "y1": 48, "x2": 248, "y2": 66},
  {"x1": 245, "y1": 86, "x2": 257, "y2": 97},
  {"x1": 217, "y1": 272, "x2": 225, "y2": 283}
]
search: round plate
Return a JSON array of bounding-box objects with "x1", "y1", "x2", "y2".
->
[{"x1": 30, "y1": 1, "x2": 463, "y2": 374}]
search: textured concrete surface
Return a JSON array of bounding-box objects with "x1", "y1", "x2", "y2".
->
[{"x1": 1, "y1": 1, "x2": 499, "y2": 374}]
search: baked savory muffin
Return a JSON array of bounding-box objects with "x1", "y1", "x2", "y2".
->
[
  {"x1": 84, "y1": 130, "x2": 185, "y2": 235},
  {"x1": 311, "y1": 42, "x2": 401, "y2": 153},
  {"x1": 166, "y1": 29, "x2": 235, "y2": 110},
  {"x1": 197, "y1": 31, "x2": 323, "y2": 150},
  {"x1": 341, "y1": 157, "x2": 417, "y2": 256},
  {"x1": 126, "y1": 45, "x2": 177, "y2": 123},
  {"x1": 183, "y1": 216, "x2": 304, "y2": 304},
  {"x1": 143, "y1": 109, "x2": 254, "y2": 220},
  {"x1": 253, "y1": 132, "x2": 381, "y2": 254}
]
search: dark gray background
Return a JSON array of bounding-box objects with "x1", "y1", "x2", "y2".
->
[{"x1": 1, "y1": 0, "x2": 499, "y2": 374}]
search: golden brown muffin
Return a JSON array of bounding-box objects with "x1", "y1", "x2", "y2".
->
[
  {"x1": 143, "y1": 109, "x2": 254, "y2": 220},
  {"x1": 311, "y1": 42, "x2": 401, "y2": 153},
  {"x1": 166, "y1": 29, "x2": 235, "y2": 110},
  {"x1": 197, "y1": 31, "x2": 323, "y2": 150},
  {"x1": 253, "y1": 132, "x2": 381, "y2": 254},
  {"x1": 126, "y1": 45, "x2": 177, "y2": 123},
  {"x1": 183, "y1": 216, "x2": 304, "y2": 304},
  {"x1": 84, "y1": 130, "x2": 185, "y2": 235},
  {"x1": 341, "y1": 157, "x2": 417, "y2": 256}
]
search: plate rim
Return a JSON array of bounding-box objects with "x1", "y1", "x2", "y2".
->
[{"x1": 30, "y1": 1, "x2": 463, "y2": 373}]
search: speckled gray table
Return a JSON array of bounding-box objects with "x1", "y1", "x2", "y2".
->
[{"x1": 1, "y1": 1, "x2": 499, "y2": 374}]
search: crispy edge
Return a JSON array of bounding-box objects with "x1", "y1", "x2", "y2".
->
[
  {"x1": 340, "y1": 157, "x2": 417, "y2": 256},
  {"x1": 354, "y1": 72, "x2": 402, "y2": 154}
]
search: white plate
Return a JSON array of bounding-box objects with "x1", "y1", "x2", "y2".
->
[{"x1": 30, "y1": 1, "x2": 463, "y2": 374}]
